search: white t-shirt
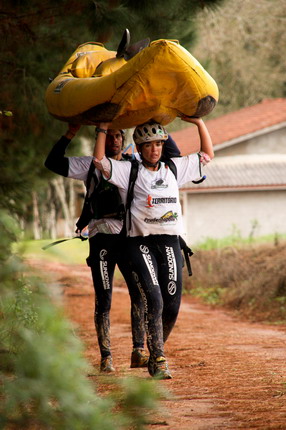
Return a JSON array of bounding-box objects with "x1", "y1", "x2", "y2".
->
[{"x1": 105, "y1": 154, "x2": 202, "y2": 237}]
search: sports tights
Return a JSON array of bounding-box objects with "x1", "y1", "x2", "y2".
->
[
  {"x1": 87, "y1": 233, "x2": 145, "y2": 358},
  {"x1": 126, "y1": 234, "x2": 183, "y2": 359}
]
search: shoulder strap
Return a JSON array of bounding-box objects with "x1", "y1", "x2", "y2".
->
[
  {"x1": 121, "y1": 159, "x2": 139, "y2": 235},
  {"x1": 86, "y1": 160, "x2": 96, "y2": 193},
  {"x1": 75, "y1": 161, "x2": 97, "y2": 234},
  {"x1": 164, "y1": 158, "x2": 177, "y2": 179},
  {"x1": 121, "y1": 153, "x2": 133, "y2": 161}
]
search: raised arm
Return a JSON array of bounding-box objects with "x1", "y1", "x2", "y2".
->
[
  {"x1": 181, "y1": 116, "x2": 214, "y2": 160},
  {"x1": 93, "y1": 122, "x2": 112, "y2": 178},
  {"x1": 93, "y1": 122, "x2": 110, "y2": 160},
  {"x1": 161, "y1": 134, "x2": 181, "y2": 160},
  {"x1": 44, "y1": 123, "x2": 81, "y2": 176}
]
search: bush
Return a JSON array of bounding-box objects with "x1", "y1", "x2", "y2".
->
[
  {"x1": 0, "y1": 211, "x2": 161, "y2": 429},
  {"x1": 183, "y1": 241, "x2": 286, "y2": 323}
]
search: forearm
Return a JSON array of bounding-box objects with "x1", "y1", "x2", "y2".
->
[
  {"x1": 196, "y1": 120, "x2": 214, "y2": 159},
  {"x1": 162, "y1": 134, "x2": 181, "y2": 159},
  {"x1": 44, "y1": 136, "x2": 70, "y2": 176},
  {"x1": 181, "y1": 116, "x2": 214, "y2": 160},
  {"x1": 93, "y1": 125, "x2": 108, "y2": 160}
]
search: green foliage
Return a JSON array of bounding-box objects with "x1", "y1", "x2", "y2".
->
[
  {"x1": 192, "y1": 0, "x2": 286, "y2": 117},
  {"x1": 114, "y1": 378, "x2": 166, "y2": 429},
  {"x1": 189, "y1": 285, "x2": 225, "y2": 305},
  {"x1": 15, "y1": 238, "x2": 90, "y2": 265},
  {"x1": 0, "y1": 211, "x2": 161, "y2": 429},
  {"x1": 92, "y1": 0, "x2": 223, "y2": 48},
  {"x1": 196, "y1": 231, "x2": 286, "y2": 251}
]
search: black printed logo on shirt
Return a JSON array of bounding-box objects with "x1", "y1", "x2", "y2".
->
[
  {"x1": 151, "y1": 178, "x2": 168, "y2": 189},
  {"x1": 146, "y1": 195, "x2": 177, "y2": 208},
  {"x1": 144, "y1": 211, "x2": 178, "y2": 224}
]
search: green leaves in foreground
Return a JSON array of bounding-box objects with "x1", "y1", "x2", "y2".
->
[{"x1": 0, "y1": 210, "x2": 161, "y2": 429}]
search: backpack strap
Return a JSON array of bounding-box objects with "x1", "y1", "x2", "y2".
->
[
  {"x1": 179, "y1": 236, "x2": 194, "y2": 276},
  {"x1": 121, "y1": 159, "x2": 139, "y2": 236},
  {"x1": 164, "y1": 158, "x2": 177, "y2": 178},
  {"x1": 75, "y1": 161, "x2": 97, "y2": 236}
]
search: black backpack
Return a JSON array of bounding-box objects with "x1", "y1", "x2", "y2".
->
[{"x1": 75, "y1": 154, "x2": 135, "y2": 235}]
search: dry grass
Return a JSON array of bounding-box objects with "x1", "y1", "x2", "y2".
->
[{"x1": 183, "y1": 242, "x2": 286, "y2": 324}]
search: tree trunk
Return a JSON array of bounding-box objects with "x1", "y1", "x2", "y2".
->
[
  {"x1": 52, "y1": 177, "x2": 73, "y2": 237},
  {"x1": 68, "y1": 180, "x2": 75, "y2": 224},
  {"x1": 32, "y1": 191, "x2": 42, "y2": 240},
  {"x1": 42, "y1": 184, "x2": 57, "y2": 239}
]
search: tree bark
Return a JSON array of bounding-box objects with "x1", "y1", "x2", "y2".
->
[
  {"x1": 32, "y1": 191, "x2": 41, "y2": 240},
  {"x1": 51, "y1": 177, "x2": 73, "y2": 237}
]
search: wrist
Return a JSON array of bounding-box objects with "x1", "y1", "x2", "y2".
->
[
  {"x1": 65, "y1": 132, "x2": 75, "y2": 140},
  {"x1": 96, "y1": 127, "x2": 108, "y2": 135}
]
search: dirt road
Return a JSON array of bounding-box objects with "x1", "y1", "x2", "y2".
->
[{"x1": 39, "y1": 260, "x2": 286, "y2": 429}]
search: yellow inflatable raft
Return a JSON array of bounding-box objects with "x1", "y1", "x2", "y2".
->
[{"x1": 45, "y1": 39, "x2": 219, "y2": 129}]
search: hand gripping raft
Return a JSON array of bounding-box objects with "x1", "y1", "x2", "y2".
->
[{"x1": 45, "y1": 32, "x2": 219, "y2": 129}]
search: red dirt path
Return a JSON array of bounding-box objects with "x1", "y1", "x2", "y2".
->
[{"x1": 37, "y1": 260, "x2": 286, "y2": 430}]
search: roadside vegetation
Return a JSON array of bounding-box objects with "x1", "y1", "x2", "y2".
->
[
  {"x1": 18, "y1": 232, "x2": 286, "y2": 326},
  {"x1": 184, "y1": 235, "x2": 286, "y2": 325},
  {"x1": 0, "y1": 212, "x2": 163, "y2": 429}
]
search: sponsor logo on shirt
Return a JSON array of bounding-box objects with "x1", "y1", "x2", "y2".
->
[
  {"x1": 144, "y1": 211, "x2": 178, "y2": 224},
  {"x1": 146, "y1": 195, "x2": 177, "y2": 208},
  {"x1": 146, "y1": 195, "x2": 154, "y2": 208},
  {"x1": 151, "y1": 178, "x2": 168, "y2": 189}
]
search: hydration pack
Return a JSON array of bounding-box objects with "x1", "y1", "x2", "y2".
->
[{"x1": 76, "y1": 154, "x2": 132, "y2": 234}]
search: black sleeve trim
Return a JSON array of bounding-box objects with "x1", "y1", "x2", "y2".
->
[{"x1": 44, "y1": 136, "x2": 71, "y2": 177}]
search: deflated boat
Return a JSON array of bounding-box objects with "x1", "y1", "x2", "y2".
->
[{"x1": 46, "y1": 33, "x2": 219, "y2": 129}]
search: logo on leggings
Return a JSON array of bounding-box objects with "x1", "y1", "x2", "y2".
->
[
  {"x1": 99, "y1": 249, "x2": 110, "y2": 289},
  {"x1": 132, "y1": 271, "x2": 148, "y2": 315},
  {"x1": 166, "y1": 246, "x2": 177, "y2": 281},
  {"x1": 132, "y1": 271, "x2": 139, "y2": 282},
  {"x1": 100, "y1": 261, "x2": 110, "y2": 290},
  {"x1": 168, "y1": 281, "x2": 177, "y2": 295},
  {"x1": 139, "y1": 245, "x2": 158, "y2": 285},
  {"x1": 139, "y1": 245, "x2": 149, "y2": 254},
  {"x1": 100, "y1": 249, "x2": 107, "y2": 260}
]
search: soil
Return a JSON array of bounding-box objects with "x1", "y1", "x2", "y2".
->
[{"x1": 35, "y1": 260, "x2": 286, "y2": 430}]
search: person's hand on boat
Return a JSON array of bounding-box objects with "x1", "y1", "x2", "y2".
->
[
  {"x1": 180, "y1": 116, "x2": 203, "y2": 126},
  {"x1": 65, "y1": 123, "x2": 81, "y2": 140},
  {"x1": 96, "y1": 122, "x2": 111, "y2": 134}
]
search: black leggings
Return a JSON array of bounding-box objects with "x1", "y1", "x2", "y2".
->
[
  {"x1": 87, "y1": 233, "x2": 145, "y2": 358},
  {"x1": 126, "y1": 235, "x2": 183, "y2": 359}
]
